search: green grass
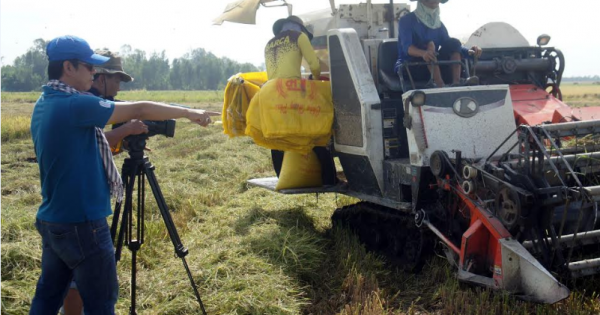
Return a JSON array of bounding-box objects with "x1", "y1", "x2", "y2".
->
[
  {"x1": 2, "y1": 92, "x2": 600, "y2": 314},
  {"x1": 0, "y1": 92, "x2": 41, "y2": 103},
  {"x1": 1, "y1": 115, "x2": 31, "y2": 142}
]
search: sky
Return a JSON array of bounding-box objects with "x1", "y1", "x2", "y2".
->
[{"x1": 1, "y1": 0, "x2": 598, "y2": 77}]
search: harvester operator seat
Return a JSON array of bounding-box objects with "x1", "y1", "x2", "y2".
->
[
  {"x1": 377, "y1": 39, "x2": 403, "y2": 95},
  {"x1": 378, "y1": 39, "x2": 434, "y2": 95}
]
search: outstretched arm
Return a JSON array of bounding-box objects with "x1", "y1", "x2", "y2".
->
[{"x1": 108, "y1": 101, "x2": 220, "y2": 126}]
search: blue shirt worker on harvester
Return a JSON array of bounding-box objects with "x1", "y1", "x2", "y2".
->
[
  {"x1": 395, "y1": 0, "x2": 482, "y2": 87},
  {"x1": 29, "y1": 35, "x2": 220, "y2": 314}
]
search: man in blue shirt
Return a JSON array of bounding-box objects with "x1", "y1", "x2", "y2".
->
[
  {"x1": 29, "y1": 35, "x2": 219, "y2": 315},
  {"x1": 59, "y1": 49, "x2": 148, "y2": 315},
  {"x1": 395, "y1": 0, "x2": 482, "y2": 87}
]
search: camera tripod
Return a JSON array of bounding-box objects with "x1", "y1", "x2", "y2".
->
[{"x1": 110, "y1": 149, "x2": 207, "y2": 315}]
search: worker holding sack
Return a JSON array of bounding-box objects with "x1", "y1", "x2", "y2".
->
[
  {"x1": 265, "y1": 15, "x2": 321, "y2": 80},
  {"x1": 263, "y1": 15, "x2": 338, "y2": 186}
]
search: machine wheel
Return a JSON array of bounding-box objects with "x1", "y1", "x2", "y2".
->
[
  {"x1": 430, "y1": 151, "x2": 450, "y2": 178},
  {"x1": 495, "y1": 187, "x2": 521, "y2": 232},
  {"x1": 543, "y1": 49, "x2": 565, "y2": 99}
]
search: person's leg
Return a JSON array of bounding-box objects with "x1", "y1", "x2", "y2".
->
[
  {"x1": 62, "y1": 285, "x2": 84, "y2": 315},
  {"x1": 30, "y1": 219, "x2": 82, "y2": 315},
  {"x1": 271, "y1": 150, "x2": 284, "y2": 177},
  {"x1": 429, "y1": 65, "x2": 445, "y2": 87},
  {"x1": 439, "y1": 38, "x2": 464, "y2": 85},
  {"x1": 72, "y1": 219, "x2": 118, "y2": 315},
  {"x1": 398, "y1": 59, "x2": 437, "y2": 88},
  {"x1": 450, "y1": 52, "x2": 462, "y2": 84},
  {"x1": 312, "y1": 146, "x2": 337, "y2": 185}
]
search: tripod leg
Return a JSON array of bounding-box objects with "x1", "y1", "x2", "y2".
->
[
  {"x1": 111, "y1": 160, "x2": 131, "y2": 242},
  {"x1": 114, "y1": 161, "x2": 139, "y2": 262},
  {"x1": 129, "y1": 239, "x2": 140, "y2": 315},
  {"x1": 110, "y1": 200, "x2": 122, "y2": 242},
  {"x1": 143, "y1": 161, "x2": 185, "y2": 254},
  {"x1": 142, "y1": 159, "x2": 208, "y2": 315}
]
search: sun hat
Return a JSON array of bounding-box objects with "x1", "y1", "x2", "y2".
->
[
  {"x1": 272, "y1": 15, "x2": 313, "y2": 41},
  {"x1": 93, "y1": 50, "x2": 134, "y2": 82}
]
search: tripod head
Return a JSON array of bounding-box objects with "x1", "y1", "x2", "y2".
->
[{"x1": 123, "y1": 138, "x2": 147, "y2": 160}]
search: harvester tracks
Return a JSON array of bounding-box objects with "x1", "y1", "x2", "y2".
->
[{"x1": 332, "y1": 202, "x2": 431, "y2": 272}]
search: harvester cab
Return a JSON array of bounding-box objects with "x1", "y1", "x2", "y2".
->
[{"x1": 216, "y1": 0, "x2": 600, "y2": 304}]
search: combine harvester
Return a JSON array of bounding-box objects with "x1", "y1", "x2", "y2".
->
[{"x1": 216, "y1": 0, "x2": 600, "y2": 303}]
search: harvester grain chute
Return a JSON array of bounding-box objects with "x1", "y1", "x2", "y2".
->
[{"x1": 216, "y1": 0, "x2": 600, "y2": 304}]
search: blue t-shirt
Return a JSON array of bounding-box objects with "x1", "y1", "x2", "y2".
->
[
  {"x1": 395, "y1": 12, "x2": 468, "y2": 72},
  {"x1": 31, "y1": 86, "x2": 115, "y2": 223}
]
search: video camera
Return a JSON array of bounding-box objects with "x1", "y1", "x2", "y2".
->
[
  {"x1": 140, "y1": 119, "x2": 176, "y2": 138},
  {"x1": 113, "y1": 119, "x2": 176, "y2": 153}
]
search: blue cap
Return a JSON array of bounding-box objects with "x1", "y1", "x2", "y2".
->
[{"x1": 46, "y1": 35, "x2": 110, "y2": 65}]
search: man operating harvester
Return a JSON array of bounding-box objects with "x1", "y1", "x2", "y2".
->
[
  {"x1": 395, "y1": 0, "x2": 482, "y2": 87},
  {"x1": 29, "y1": 35, "x2": 219, "y2": 315},
  {"x1": 265, "y1": 15, "x2": 337, "y2": 185}
]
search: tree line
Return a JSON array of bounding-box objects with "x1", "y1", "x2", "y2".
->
[
  {"x1": 1, "y1": 39, "x2": 260, "y2": 92},
  {"x1": 562, "y1": 75, "x2": 600, "y2": 82}
]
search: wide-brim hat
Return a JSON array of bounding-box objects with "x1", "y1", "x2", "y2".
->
[
  {"x1": 95, "y1": 67, "x2": 134, "y2": 83},
  {"x1": 272, "y1": 15, "x2": 313, "y2": 41},
  {"x1": 411, "y1": 0, "x2": 449, "y2": 3},
  {"x1": 93, "y1": 50, "x2": 134, "y2": 82}
]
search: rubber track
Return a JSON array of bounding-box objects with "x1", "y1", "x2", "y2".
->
[{"x1": 332, "y1": 202, "x2": 430, "y2": 271}]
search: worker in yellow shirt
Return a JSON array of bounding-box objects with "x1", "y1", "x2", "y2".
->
[
  {"x1": 265, "y1": 15, "x2": 321, "y2": 80},
  {"x1": 265, "y1": 15, "x2": 337, "y2": 185}
]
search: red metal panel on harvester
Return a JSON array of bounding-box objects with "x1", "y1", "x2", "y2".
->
[
  {"x1": 511, "y1": 84, "x2": 600, "y2": 125},
  {"x1": 510, "y1": 85, "x2": 570, "y2": 125}
]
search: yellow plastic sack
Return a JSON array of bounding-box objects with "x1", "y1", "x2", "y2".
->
[
  {"x1": 259, "y1": 79, "x2": 333, "y2": 138},
  {"x1": 222, "y1": 72, "x2": 268, "y2": 137},
  {"x1": 245, "y1": 78, "x2": 334, "y2": 154},
  {"x1": 275, "y1": 151, "x2": 322, "y2": 190}
]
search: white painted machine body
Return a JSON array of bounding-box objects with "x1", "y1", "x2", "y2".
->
[
  {"x1": 403, "y1": 85, "x2": 518, "y2": 167},
  {"x1": 327, "y1": 28, "x2": 386, "y2": 192}
]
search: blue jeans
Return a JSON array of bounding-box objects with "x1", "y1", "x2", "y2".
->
[{"x1": 30, "y1": 218, "x2": 118, "y2": 315}]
